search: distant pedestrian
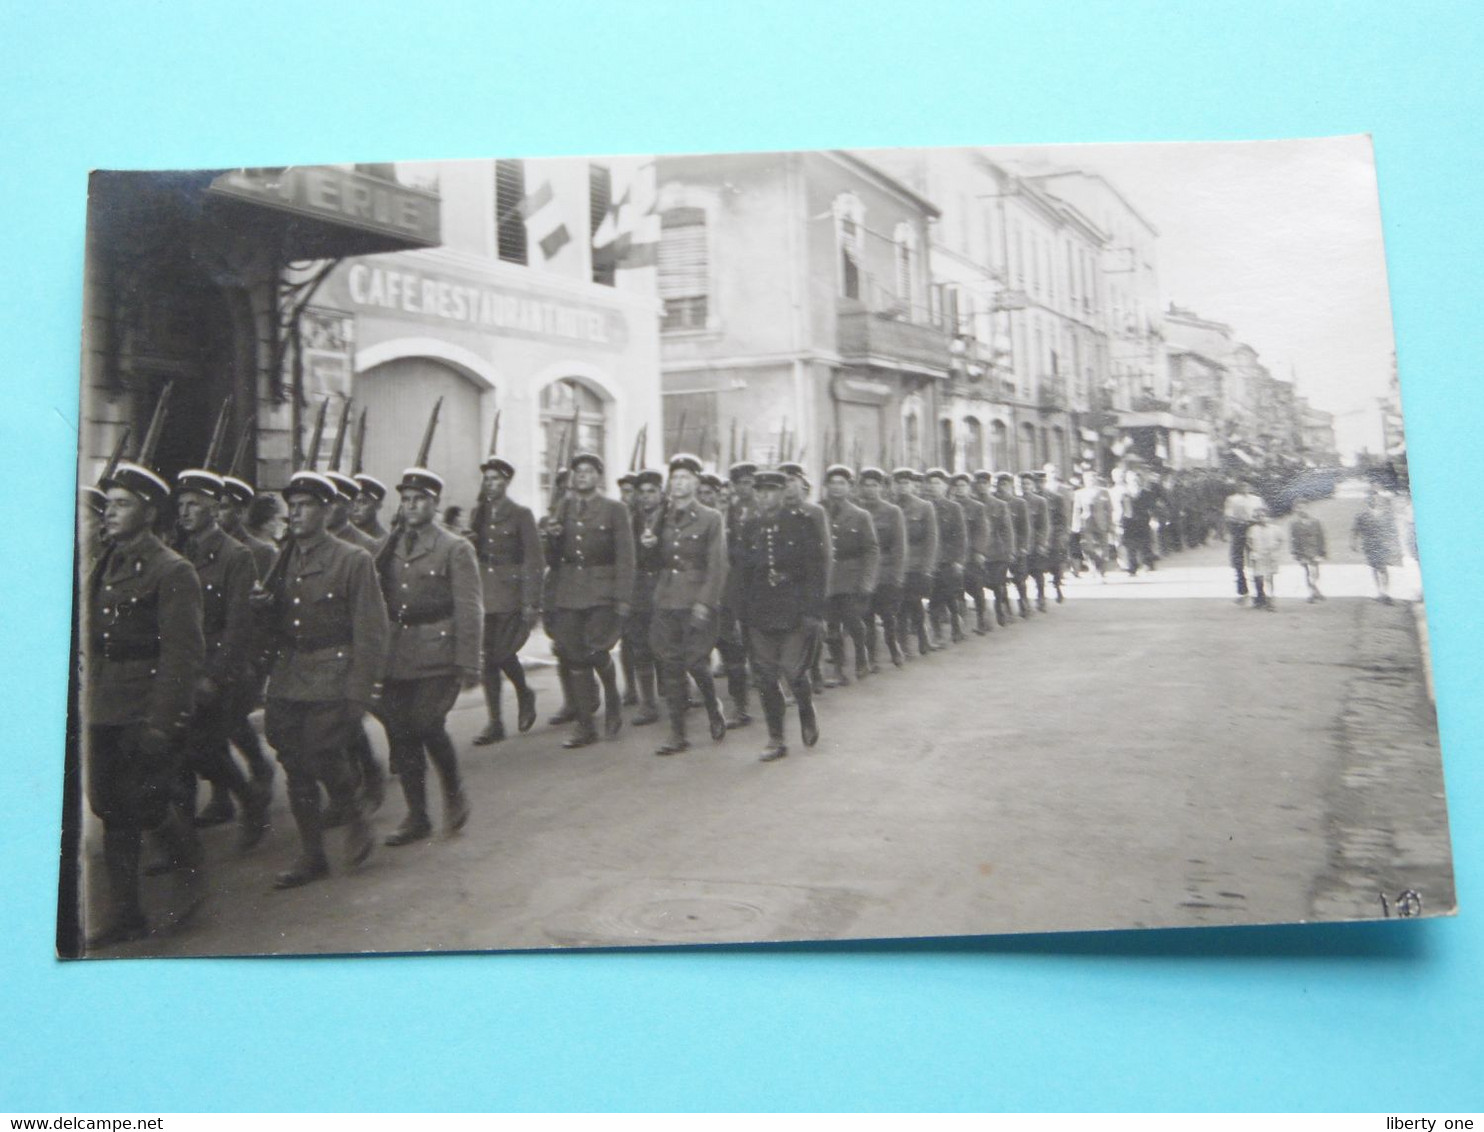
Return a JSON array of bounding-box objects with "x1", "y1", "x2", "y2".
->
[
  {"x1": 1222, "y1": 479, "x2": 1264, "y2": 603},
  {"x1": 1288, "y1": 499, "x2": 1327, "y2": 602},
  {"x1": 1351, "y1": 490, "x2": 1402, "y2": 604},
  {"x1": 1245, "y1": 506, "x2": 1284, "y2": 609}
]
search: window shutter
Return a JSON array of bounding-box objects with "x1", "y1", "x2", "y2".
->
[
  {"x1": 658, "y1": 209, "x2": 707, "y2": 299},
  {"x1": 495, "y1": 160, "x2": 528, "y2": 265}
]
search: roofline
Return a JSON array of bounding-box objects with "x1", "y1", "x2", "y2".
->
[
  {"x1": 1031, "y1": 170, "x2": 1160, "y2": 237},
  {"x1": 830, "y1": 151, "x2": 941, "y2": 218}
]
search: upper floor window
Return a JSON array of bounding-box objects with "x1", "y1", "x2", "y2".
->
[
  {"x1": 834, "y1": 193, "x2": 866, "y2": 301},
  {"x1": 659, "y1": 206, "x2": 709, "y2": 331},
  {"x1": 893, "y1": 222, "x2": 919, "y2": 317},
  {"x1": 589, "y1": 164, "x2": 615, "y2": 286},
  {"x1": 495, "y1": 159, "x2": 528, "y2": 265}
]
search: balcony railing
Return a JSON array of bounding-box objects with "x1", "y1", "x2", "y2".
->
[{"x1": 837, "y1": 281, "x2": 950, "y2": 375}]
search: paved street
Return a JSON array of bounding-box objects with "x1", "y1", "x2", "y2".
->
[{"x1": 91, "y1": 489, "x2": 1454, "y2": 956}]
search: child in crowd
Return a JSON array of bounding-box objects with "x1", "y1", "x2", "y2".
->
[
  {"x1": 1288, "y1": 498, "x2": 1327, "y2": 602},
  {"x1": 1245, "y1": 505, "x2": 1285, "y2": 610}
]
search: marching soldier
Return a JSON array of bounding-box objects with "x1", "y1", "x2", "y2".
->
[
  {"x1": 892, "y1": 468, "x2": 939, "y2": 657},
  {"x1": 975, "y1": 471, "x2": 1017, "y2": 626},
  {"x1": 350, "y1": 474, "x2": 392, "y2": 549},
  {"x1": 78, "y1": 486, "x2": 108, "y2": 569},
  {"x1": 377, "y1": 467, "x2": 483, "y2": 845},
  {"x1": 1020, "y1": 471, "x2": 1052, "y2": 612},
  {"x1": 218, "y1": 476, "x2": 278, "y2": 580},
  {"x1": 923, "y1": 468, "x2": 967, "y2": 646},
  {"x1": 951, "y1": 472, "x2": 991, "y2": 634},
  {"x1": 469, "y1": 455, "x2": 543, "y2": 746},
  {"x1": 650, "y1": 454, "x2": 729, "y2": 755},
  {"x1": 697, "y1": 472, "x2": 724, "y2": 511},
  {"x1": 255, "y1": 470, "x2": 388, "y2": 889},
  {"x1": 778, "y1": 462, "x2": 832, "y2": 692},
  {"x1": 616, "y1": 472, "x2": 639, "y2": 513},
  {"x1": 737, "y1": 470, "x2": 829, "y2": 762},
  {"x1": 626, "y1": 468, "x2": 666, "y2": 727},
  {"x1": 85, "y1": 461, "x2": 206, "y2": 948},
  {"x1": 716, "y1": 461, "x2": 759, "y2": 727},
  {"x1": 542, "y1": 452, "x2": 635, "y2": 748},
  {"x1": 994, "y1": 473, "x2": 1033, "y2": 618},
  {"x1": 326, "y1": 472, "x2": 382, "y2": 555},
  {"x1": 172, "y1": 469, "x2": 269, "y2": 846},
  {"x1": 822, "y1": 464, "x2": 880, "y2": 685},
  {"x1": 1037, "y1": 468, "x2": 1073, "y2": 604},
  {"x1": 855, "y1": 467, "x2": 906, "y2": 670}
]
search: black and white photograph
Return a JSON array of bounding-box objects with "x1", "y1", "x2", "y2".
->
[{"x1": 61, "y1": 136, "x2": 1455, "y2": 959}]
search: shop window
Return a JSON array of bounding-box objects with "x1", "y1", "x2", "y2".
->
[
  {"x1": 495, "y1": 160, "x2": 528, "y2": 266},
  {"x1": 539, "y1": 379, "x2": 608, "y2": 498},
  {"x1": 659, "y1": 206, "x2": 710, "y2": 331},
  {"x1": 990, "y1": 419, "x2": 1010, "y2": 471}
]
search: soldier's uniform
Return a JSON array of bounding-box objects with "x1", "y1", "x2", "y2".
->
[
  {"x1": 615, "y1": 472, "x2": 640, "y2": 706},
  {"x1": 738, "y1": 470, "x2": 829, "y2": 761},
  {"x1": 259, "y1": 471, "x2": 389, "y2": 889},
  {"x1": 215, "y1": 474, "x2": 279, "y2": 786},
  {"x1": 925, "y1": 469, "x2": 968, "y2": 645},
  {"x1": 996, "y1": 474, "x2": 1033, "y2": 618},
  {"x1": 624, "y1": 469, "x2": 666, "y2": 726},
  {"x1": 542, "y1": 452, "x2": 636, "y2": 748},
  {"x1": 649, "y1": 454, "x2": 729, "y2": 753},
  {"x1": 220, "y1": 476, "x2": 279, "y2": 580},
  {"x1": 351, "y1": 474, "x2": 392, "y2": 551},
  {"x1": 469, "y1": 457, "x2": 543, "y2": 744},
  {"x1": 953, "y1": 473, "x2": 992, "y2": 634},
  {"x1": 716, "y1": 462, "x2": 759, "y2": 725},
  {"x1": 976, "y1": 472, "x2": 1017, "y2": 626},
  {"x1": 893, "y1": 469, "x2": 939, "y2": 656},
  {"x1": 327, "y1": 472, "x2": 382, "y2": 555},
  {"x1": 84, "y1": 462, "x2": 205, "y2": 948},
  {"x1": 856, "y1": 467, "x2": 906, "y2": 670},
  {"x1": 822, "y1": 465, "x2": 880, "y2": 685},
  {"x1": 173, "y1": 470, "x2": 269, "y2": 847},
  {"x1": 378, "y1": 468, "x2": 484, "y2": 845},
  {"x1": 1019, "y1": 474, "x2": 1052, "y2": 610}
]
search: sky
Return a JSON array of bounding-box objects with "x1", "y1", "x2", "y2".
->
[{"x1": 982, "y1": 136, "x2": 1395, "y2": 457}]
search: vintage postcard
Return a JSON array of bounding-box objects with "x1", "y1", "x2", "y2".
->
[{"x1": 60, "y1": 136, "x2": 1453, "y2": 957}]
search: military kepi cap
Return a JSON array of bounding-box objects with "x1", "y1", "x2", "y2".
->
[
  {"x1": 398, "y1": 467, "x2": 445, "y2": 498},
  {"x1": 176, "y1": 469, "x2": 225, "y2": 499},
  {"x1": 354, "y1": 474, "x2": 388, "y2": 502},
  {"x1": 220, "y1": 475, "x2": 257, "y2": 504},
  {"x1": 480, "y1": 456, "x2": 516, "y2": 480},
  {"x1": 972, "y1": 470, "x2": 993, "y2": 483},
  {"x1": 924, "y1": 467, "x2": 950, "y2": 482},
  {"x1": 634, "y1": 468, "x2": 664, "y2": 489},
  {"x1": 324, "y1": 471, "x2": 360, "y2": 502},
  {"x1": 700, "y1": 472, "x2": 724, "y2": 490},
  {"x1": 570, "y1": 450, "x2": 604, "y2": 475},
  {"x1": 668, "y1": 452, "x2": 703, "y2": 476},
  {"x1": 79, "y1": 485, "x2": 108, "y2": 514},
  {"x1": 102, "y1": 461, "x2": 172, "y2": 506},
  {"x1": 824, "y1": 463, "x2": 854, "y2": 482},
  {"x1": 752, "y1": 470, "x2": 787, "y2": 489},
  {"x1": 282, "y1": 470, "x2": 338, "y2": 504},
  {"x1": 891, "y1": 467, "x2": 920, "y2": 482},
  {"x1": 858, "y1": 466, "x2": 887, "y2": 485},
  {"x1": 615, "y1": 472, "x2": 638, "y2": 488},
  {"x1": 777, "y1": 461, "x2": 806, "y2": 479},
  {"x1": 950, "y1": 472, "x2": 972, "y2": 485},
  {"x1": 728, "y1": 461, "x2": 758, "y2": 482}
]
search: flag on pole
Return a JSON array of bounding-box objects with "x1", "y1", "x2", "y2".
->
[{"x1": 522, "y1": 177, "x2": 568, "y2": 264}]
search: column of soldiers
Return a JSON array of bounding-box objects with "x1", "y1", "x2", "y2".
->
[{"x1": 78, "y1": 400, "x2": 1090, "y2": 951}]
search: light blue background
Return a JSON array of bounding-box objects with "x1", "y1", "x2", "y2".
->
[{"x1": 2, "y1": 0, "x2": 1479, "y2": 1111}]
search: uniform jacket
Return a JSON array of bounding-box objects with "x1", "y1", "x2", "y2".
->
[
  {"x1": 652, "y1": 499, "x2": 728, "y2": 610},
  {"x1": 799, "y1": 498, "x2": 835, "y2": 592},
  {"x1": 333, "y1": 520, "x2": 381, "y2": 555},
  {"x1": 380, "y1": 521, "x2": 484, "y2": 680},
  {"x1": 262, "y1": 531, "x2": 389, "y2": 705},
  {"x1": 722, "y1": 497, "x2": 759, "y2": 611},
  {"x1": 543, "y1": 493, "x2": 636, "y2": 609},
  {"x1": 898, "y1": 494, "x2": 939, "y2": 576},
  {"x1": 857, "y1": 497, "x2": 906, "y2": 589},
  {"x1": 825, "y1": 497, "x2": 880, "y2": 596},
  {"x1": 998, "y1": 493, "x2": 1030, "y2": 561},
  {"x1": 930, "y1": 495, "x2": 968, "y2": 570},
  {"x1": 238, "y1": 529, "x2": 279, "y2": 580},
  {"x1": 978, "y1": 492, "x2": 1017, "y2": 563},
  {"x1": 355, "y1": 518, "x2": 391, "y2": 549},
  {"x1": 1289, "y1": 515, "x2": 1327, "y2": 561},
  {"x1": 737, "y1": 505, "x2": 828, "y2": 630},
  {"x1": 470, "y1": 496, "x2": 542, "y2": 614},
  {"x1": 630, "y1": 505, "x2": 666, "y2": 612},
  {"x1": 955, "y1": 495, "x2": 990, "y2": 562},
  {"x1": 1022, "y1": 491, "x2": 1051, "y2": 556},
  {"x1": 86, "y1": 532, "x2": 204, "y2": 733},
  {"x1": 1045, "y1": 487, "x2": 1073, "y2": 547},
  {"x1": 180, "y1": 523, "x2": 255, "y2": 689}
]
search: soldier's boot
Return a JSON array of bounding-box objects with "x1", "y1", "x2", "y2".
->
[
  {"x1": 597, "y1": 654, "x2": 624, "y2": 738},
  {"x1": 822, "y1": 637, "x2": 847, "y2": 688},
  {"x1": 695, "y1": 669, "x2": 728, "y2": 741},
  {"x1": 886, "y1": 623, "x2": 905, "y2": 668},
  {"x1": 238, "y1": 773, "x2": 271, "y2": 853},
  {"x1": 655, "y1": 685, "x2": 689, "y2": 756},
  {"x1": 792, "y1": 677, "x2": 820, "y2": 748},
  {"x1": 949, "y1": 604, "x2": 965, "y2": 644},
  {"x1": 976, "y1": 601, "x2": 991, "y2": 635},
  {"x1": 549, "y1": 664, "x2": 578, "y2": 726},
  {"x1": 850, "y1": 624, "x2": 871, "y2": 681},
  {"x1": 155, "y1": 805, "x2": 207, "y2": 930},
  {"x1": 426, "y1": 731, "x2": 470, "y2": 834},
  {"x1": 724, "y1": 664, "x2": 752, "y2": 729},
  {"x1": 620, "y1": 639, "x2": 639, "y2": 707},
  {"x1": 385, "y1": 765, "x2": 432, "y2": 846},
  {"x1": 195, "y1": 782, "x2": 235, "y2": 827},
  {"x1": 863, "y1": 625, "x2": 880, "y2": 674},
  {"x1": 563, "y1": 713, "x2": 600, "y2": 749},
  {"x1": 474, "y1": 669, "x2": 505, "y2": 745},
  {"x1": 275, "y1": 778, "x2": 330, "y2": 890},
  {"x1": 758, "y1": 682, "x2": 788, "y2": 762},
  {"x1": 1053, "y1": 570, "x2": 1066, "y2": 603},
  {"x1": 349, "y1": 728, "x2": 385, "y2": 816},
  {"x1": 89, "y1": 827, "x2": 149, "y2": 949},
  {"x1": 632, "y1": 664, "x2": 661, "y2": 726},
  {"x1": 230, "y1": 716, "x2": 276, "y2": 787},
  {"x1": 917, "y1": 619, "x2": 933, "y2": 656}
]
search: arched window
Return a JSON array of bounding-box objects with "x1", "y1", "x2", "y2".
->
[
  {"x1": 990, "y1": 419, "x2": 1010, "y2": 471},
  {"x1": 1017, "y1": 421, "x2": 1037, "y2": 473},
  {"x1": 893, "y1": 222, "x2": 919, "y2": 318},
  {"x1": 834, "y1": 193, "x2": 866, "y2": 301},
  {"x1": 539, "y1": 378, "x2": 608, "y2": 497},
  {"x1": 938, "y1": 418, "x2": 954, "y2": 469},
  {"x1": 964, "y1": 416, "x2": 985, "y2": 471},
  {"x1": 1051, "y1": 426, "x2": 1068, "y2": 475},
  {"x1": 659, "y1": 205, "x2": 709, "y2": 331},
  {"x1": 902, "y1": 396, "x2": 923, "y2": 466}
]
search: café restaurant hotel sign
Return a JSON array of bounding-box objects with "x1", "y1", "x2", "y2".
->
[
  {"x1": 208, "y1": 167, "x2": 441, "y2": 247},
  {"x1": 344, "y1": 263, "x2": 630, "y2": 352}
]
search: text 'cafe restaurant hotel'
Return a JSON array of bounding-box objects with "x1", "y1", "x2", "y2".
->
[{"x1": 80, "y1": 159, "x2": 662, "y2": 515}]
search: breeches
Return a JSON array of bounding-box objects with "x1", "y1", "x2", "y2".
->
[
  {"x1": 623, "y1": 608, "x2": 656, "y2": 667},
  {"x1": 650, "y1": 608, "x2": 719, "y2": 671},
  {"x1": 546, "y1": 606, "x2": 623, "y2": 666},
  {"x1": 748, "y1": 625, "x2": 815, "y2": 686},
  {"x1": 264, "y1": 698, "x2": 359, "y2": 786},
  {"x1": 380, "y1": 675, "x2": 461, "y2": 777},
  {"x1": 87, "y1": 724, "x2": 180, "y2": 830},
  {"x1": 482, "y1": 611, "x2": 531, "y2": 667}
]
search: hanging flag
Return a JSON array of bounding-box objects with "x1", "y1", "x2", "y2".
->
[
  {"x1": 522, "y1": 176, "x2": 567, "y2": 264},
  {"x1": 540, "y1": 224, "x2": 571, "y2": 260},
  {"x1": 593, "y1": 157, "x2": 659, "y2": 273}
]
